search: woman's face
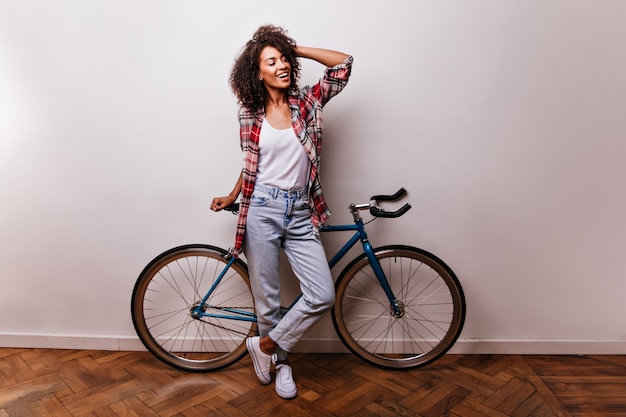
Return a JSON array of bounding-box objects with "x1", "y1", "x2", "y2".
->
[{"x1": 258, "y1": 46, "x2": 291, "y2": 91}]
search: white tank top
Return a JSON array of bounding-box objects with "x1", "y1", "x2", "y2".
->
[{"x1": 256, "y1": 118, "x2": 310, "y2": 190}]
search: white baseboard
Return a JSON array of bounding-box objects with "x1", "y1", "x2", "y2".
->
[
  {"x1": 295, "y1": 338, "x2": 626, "y2": 355},
  {"x1": 0, "y1": 333, "x2": 145, "y2": 351},
  {"x1": 1, "y1": 333, "x2": 625, "y2": 355},
  {"x1": 448, "y1": 339, "x2": 626, "y2": 355}
]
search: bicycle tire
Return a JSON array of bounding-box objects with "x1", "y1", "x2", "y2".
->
[
  {"x1": 331, "y1": 245, "x2": 465, "y2": 370},
  {"x1": 131, "y1": 244, "x2": 256, "y2": 372}
]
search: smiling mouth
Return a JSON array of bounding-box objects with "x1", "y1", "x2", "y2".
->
[{"x1": 277, "y1": 72, "x2": 289, "y2": 79}]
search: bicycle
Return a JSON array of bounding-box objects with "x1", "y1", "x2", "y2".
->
[{"x1": 131, "y1": 188, "x2": 465, "y2": 371}]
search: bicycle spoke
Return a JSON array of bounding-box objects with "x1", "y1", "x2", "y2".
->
[
  {"x1": 131, "y1": 245, "x2": 256, "y2": 371},
  {"x1": 332, "y1": 246, "x2": 465, "y2": 369}
]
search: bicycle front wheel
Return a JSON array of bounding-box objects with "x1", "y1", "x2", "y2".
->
[
  {"x1": 131, "y1": 244, "x2": 256, "y2": 372},
  {"x1": 332, "y1": 245, "x2": 465, "y2": 370}
]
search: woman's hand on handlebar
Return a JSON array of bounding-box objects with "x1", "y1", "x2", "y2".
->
[
  {"x1": 211, "y1": 171, "x2": 243, "y2": 212},
  {"x1": 211, "y1": 196, "x2": 236, "y2": 212}
]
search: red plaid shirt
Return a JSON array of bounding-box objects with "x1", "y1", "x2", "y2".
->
[{"x1": 231, "y1": 56, "x2": 353, "y2": 256}]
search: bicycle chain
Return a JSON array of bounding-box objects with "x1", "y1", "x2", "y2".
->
[
  {"x1": 196, "y1": 306, "x2": 255, "y2": 337},
  {"x1": 197, "y1": 318, "x2": 249, "y2": 337}
]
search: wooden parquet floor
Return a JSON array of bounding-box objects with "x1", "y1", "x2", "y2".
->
[{"x1": 1, "y1": 348, "x2": 625, "y2": 416}]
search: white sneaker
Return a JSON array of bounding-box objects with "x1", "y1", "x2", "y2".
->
[
  {"x1": 275, "y1": 363, "x2": 297, "y2": 399},
  {"x1": 246, "y1": 337, "x2": 274, "y2": 385}
]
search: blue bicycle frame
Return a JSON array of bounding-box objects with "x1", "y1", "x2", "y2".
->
[{"x1": 191, "y1": 203, "x2": 402, "y2": 322}]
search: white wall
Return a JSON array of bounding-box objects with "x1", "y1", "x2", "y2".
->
[{"x1": 1, "y1": 0, "x2": 625, "y2": 354}]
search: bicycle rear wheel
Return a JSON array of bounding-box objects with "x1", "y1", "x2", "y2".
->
[
  {"x1": 131, "y1": 244, "x2": 256, "y2": 372},
  {"x1": 332, "y1": 245, "x2": 465, "y2": 370}
]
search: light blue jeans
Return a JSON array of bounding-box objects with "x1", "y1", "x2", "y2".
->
[{"x1": 243, "y1": 184, "x2": 335, "y2": 360}]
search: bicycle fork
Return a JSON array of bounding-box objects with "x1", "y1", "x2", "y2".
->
[
  {"x1": 361, "y1": 242, "x2": 404, "y2": 317},
  {"x1": 329, "y1": 203, "x2": 404, "y2": 318},
  {"x1": 358, "y1": 231, "x2": 404, "y2": 319}
]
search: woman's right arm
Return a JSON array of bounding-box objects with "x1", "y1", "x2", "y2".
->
[{"x1": 211, "y1": 170, "x2": 242, "y2": 211}]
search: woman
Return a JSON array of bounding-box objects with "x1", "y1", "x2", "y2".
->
[{"x1": 211, "y1": 25, "x2": 352, "y2": 399}]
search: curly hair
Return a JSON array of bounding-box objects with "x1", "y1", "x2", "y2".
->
[{"x1": 229, "y1": 25, "x2": 301, "y2": 113}]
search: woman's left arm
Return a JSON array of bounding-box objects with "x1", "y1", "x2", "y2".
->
[{"x1": 295, "y1": 46, "x2": 350, "y2": 67}]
